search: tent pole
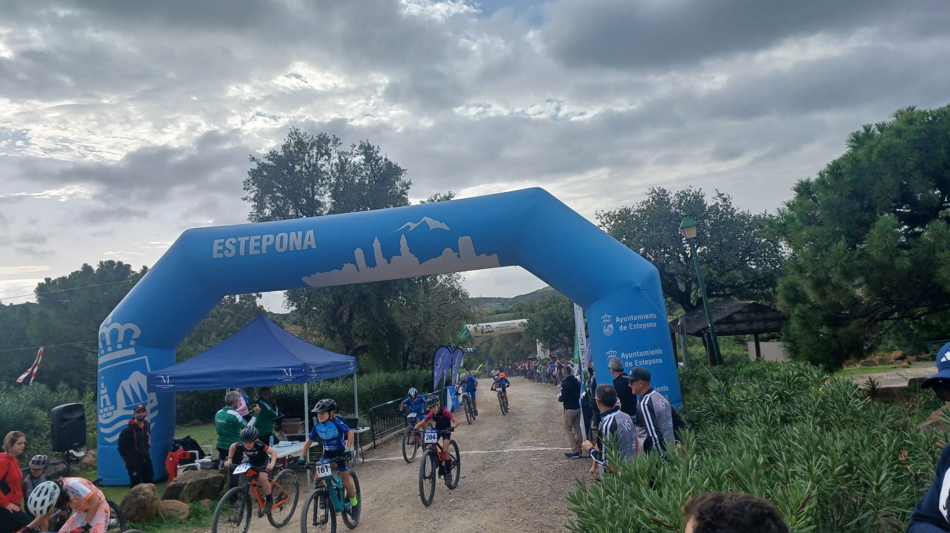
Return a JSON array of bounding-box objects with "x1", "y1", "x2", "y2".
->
[
  {"x1": 304, "y1": 383, "x2": 310, "y2": 437},
  {"x1": 353, "y1": 373, "x2": 359, "y2": 423}
]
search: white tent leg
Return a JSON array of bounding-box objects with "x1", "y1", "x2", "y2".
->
[
  {"x1": 353, "y1": 374, "x2": 359, "y2": 421},
  {"x1": 304, "y1": 384, "x2": 310, "y2": 437}
]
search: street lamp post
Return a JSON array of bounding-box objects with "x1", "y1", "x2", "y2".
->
[{"x1": 679, "y1": 216, "x2": 723, "y2": 366}]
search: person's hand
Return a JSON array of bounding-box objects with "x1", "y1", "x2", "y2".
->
[
  {"x1": 224, "y1": 459, "x2": 231, "y2": 468},
  {"x1": 296, "y1": 456, "x2": 307, "y2": 466},
  {"x1": 5, "y1": 503, "x2": 20, "y2": 512},
  {"x1": 252, "y1": 404, "x2": 261, "y2": 415},
  {"x1": 582, "y1": 440, "x2": 592, "y2": 453},
  {"x1": 589, "y1": 463, "x2": 598, "y2": 477},
  {"x1": 266, "y1": 465, "x2": 274, "y2": 473}
]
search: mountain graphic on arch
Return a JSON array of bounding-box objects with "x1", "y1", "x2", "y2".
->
[{"x1": 302, "y1": 218, "x2": 500, "y2": 287}]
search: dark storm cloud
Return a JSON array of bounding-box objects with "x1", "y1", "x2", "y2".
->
[{"x1": 542, "y1": 0, "x2": 948, "y2": 70}]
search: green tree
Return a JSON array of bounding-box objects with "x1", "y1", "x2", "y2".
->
[
  {"x1": 514, "y1": 294, "x2": 575, "y2": 352},
  {"x1": 598, "y1": 188, "x2": 784, "y2": 313},
  {"x1": 777, "y1": 105, "x2": 950, "y2": 367},
  {"x1": 176, "y1": 293, "x2": 267, "y2": 361},
  {"x1": 0, "y1": 302, "x2": 37, "y2": 385},
  {"x1": 27, "y1": 261, "x2": 146, "y2": 390}
]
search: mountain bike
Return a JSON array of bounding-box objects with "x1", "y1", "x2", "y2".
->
[
  {"x1": 494, "y1": 385, "x2": 508, "y2": 415},
  {"x1": 212, "y1": 463, "x2": 299, "y2": 533},
  {"x1": 300, "y1": 457, "x2": 362, "y2": 532},
  {"x1": 458, "y1": 392, "x2": 476, "y2": 424},
  {"x1": 418, "y1": 428, "x2": 460, "y2": 506},
  {"x1": 41, "y1": 461, "x2": 127, "y2": 532},
  {"x1": 402, "y1": 413, "x2": 423, "y2": 463}
]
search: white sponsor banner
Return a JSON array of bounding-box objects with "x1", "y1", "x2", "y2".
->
[{"x1": 464, "y1": 319, "x2": 527, "y2": 337}]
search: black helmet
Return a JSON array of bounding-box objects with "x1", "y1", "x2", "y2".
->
[
  {"x1": 240, "y1": 426, "x2": 259, "y2": 442},
  {"x1": 312, "y1": 398, "x2": 337, "y2": 413}
]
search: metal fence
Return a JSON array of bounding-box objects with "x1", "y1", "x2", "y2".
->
[{"x1": 368, "y1": 390, "x2": 445, "y2": 448}]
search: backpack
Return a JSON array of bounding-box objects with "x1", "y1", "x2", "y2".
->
[{"x1": 170, "y1": 435, "x2": 206, "y2": 464}]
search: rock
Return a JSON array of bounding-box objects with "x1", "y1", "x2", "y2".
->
[
  {"x1": 859, "y1": 358, "x2": 877, "y2": 367},
  {"x1": 874, "y1": 355, "x2": 890, "y2": 366},
  {"x1": 184, "y1": 419, "x2": 204, "y2": 427},
  {"x1": 921, "y1": 406, "x2": 950, "y2": 432},
  {"x1": 163, "y1": 468, "x2": 226, "y2": 503},
  {"x1": 199, "y1": 499, "x2": 213, "y2": 509},
  {"x1": 842, "y1": 360, "x2": 857, "y2": 368},
  {"x1": 160, "y1": 499, "x2": 190, "y2": 520},
  {"x1": 906, "y1": 355, "x2": 920, "y2": 362},
  {"x1": 121, "y1": 483, "x2": 162, "y2": 523},
  {"x1": 901, "y1": 361, "x2": 911, "y2": 368},
  {"x1": 889, "y1": 350, "x2": 906, "y2": 361},
  {"x1": 80, "y1": 449, "x2": 97, "y2": 470}
]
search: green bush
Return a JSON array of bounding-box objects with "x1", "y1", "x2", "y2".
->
[
  {"x1": 0, "y1": 383, "x2": 85, "y2": 459},
  {"x1": 567, "y1": 361, "x2": 947, "y2": 533},
  {"x1": 174, "y1": 369, "x2": 434, "y2": 425}
]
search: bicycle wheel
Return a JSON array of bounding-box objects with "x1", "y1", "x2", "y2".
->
[
  {"x1": 106, "y1": 500, "x2": 126, "y2": 531},
  {"x1": 446, "y1": 440, "x2": 461, "y2": 490},
  {"x1": 301, "y1": 489, "x2": 335, "y2": 533},
  {"x1": 463, "y1": 399, "x2": 473, "y2": 425},
  {"x1": 341, "y1": 471, "x2": 361, "y2": 529},
  {"x1": 418, "y1": 449, "x2": 437, "y2": 507},
  {"x1": 402, "y1": 426, "x2": 418, "y2": 463},
  {"x1": 268, "y1": 469, "x2": 300, "y2": 528},
  {"x1": 498, "y1": 393, "x2": 507, "y2": 415},
  {"x1": 212, "y1": 487, "x2": 251, "y2": 533}
]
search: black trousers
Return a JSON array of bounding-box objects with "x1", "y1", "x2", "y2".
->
[
  {"x1": 0, "y1": 508, "x2": 31, "y2": 533},
  {"x1": 126, "y1": 456, "x2": 154, "y2": 487}
]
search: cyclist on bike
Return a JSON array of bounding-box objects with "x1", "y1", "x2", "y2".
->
[
  {"x1": 20, "y1": 478, "x2": 109, "y2": 533},
  {"x1": 401, "y1": 388, "x2": 427, "y2": 425},
  {"x1": 456, "y1": 372, "x2": 479, "y2": 417},
  {"x1": 491, "y1": 372, "x2": 511, "y2": 408},
  {"x1": 297, "y1": 399, "x2": 358, "y2": 508},
  {"x1": 414, "y1": 397, "x2": 460, "y2": 486},
  {"x1": 223, "y1": 426, "x2": 279, "y2": 514}
]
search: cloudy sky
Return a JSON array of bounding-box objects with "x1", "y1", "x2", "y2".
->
[{"x1": 1, "y1": 0, "x2": 948, "y2": 311}]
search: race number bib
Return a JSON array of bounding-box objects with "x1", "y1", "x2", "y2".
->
[
  {"x1": 234, "y1": 463, "x2": 251, "y2": 474},
  {"x1": 424, "y1": 430, "x2": 438, "y2": 444},
  {"x1": 316, "y1": 463, "x2": 332, "y2": 478}
]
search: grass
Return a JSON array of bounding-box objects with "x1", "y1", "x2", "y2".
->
[{"x1": 835, "y1": 360, "x2": 932, "y2": 378}]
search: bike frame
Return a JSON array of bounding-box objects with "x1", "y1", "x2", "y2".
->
[
  {"x1": 241, "y1": 466, "x2": 289, "y2": 514},
  {"x1": 312, "y1": 461, "x2": 348, "y2": 512}
]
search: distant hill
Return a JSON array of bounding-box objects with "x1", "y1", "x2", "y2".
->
[{"x1": 471, "y1": 286, "x2": 560, "y2": 317}]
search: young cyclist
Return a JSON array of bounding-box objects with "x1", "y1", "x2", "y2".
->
[
  {"x1": 21, "y1": 455, "x2": 49, "y2": 504},
  {"x1": 401, "y1": 388, "x2": 427, "y2": 425},
  {"x1": 296, "y1": 399, "x2": 358, "y2": 508},
  {"x1": 456, "y1": 372, "x2": 479, "y2": 416},
  {"x1": 21, "y1": 477, "x2": 109, "y2": 533},
  {"x1": 414, "y1": 397, "x2": 460, "y2": 486},
  {"x1": 491, "y1": 372, "x2": 511, "y2": 407},
  {"x1": 222, "y1": 426, "x2": 278, "y2": 513}
]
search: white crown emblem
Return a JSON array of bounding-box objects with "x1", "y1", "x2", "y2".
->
[
  {"x1": 98, "y1": 317, "x2": 142, "y2": 355},
  {"x1": 606, "y1": 348, "x2": 618, "y2": 358},
  {"x1": 601, "y1": 313, "x2": 612, "y2": 323}
]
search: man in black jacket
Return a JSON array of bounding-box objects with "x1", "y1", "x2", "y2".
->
[
  {"x1": 608, "y1": 357, "x2": 638, "y2": 418},
  {"x1": 558, "y1": 364, "x2": 583, "y2": 459},
  {"x1": 118, "y1": 403, "x2": 153, "y2": 487}
]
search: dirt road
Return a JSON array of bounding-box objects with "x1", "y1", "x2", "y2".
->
[{"x1": 246, "y1": 379, "x2": 590, "y2": 533}]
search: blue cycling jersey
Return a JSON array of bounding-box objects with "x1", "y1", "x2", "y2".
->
[
  {"x1": 494, "y1": 378, "x2": 510, "y2": 389},
  {"x1": 458, "y1": 376, "x2": 478, "y2": 393},
  {"x1": 402, "y1": 396, "x2": 427, "y2": 415},
  {"x1": 308, "y1": 417, "x2": 351, "y2": 452}
]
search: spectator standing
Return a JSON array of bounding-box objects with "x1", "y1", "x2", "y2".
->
[
  {"x1": 608, "y1": 357, "x2": 639, "y2": 418},
  {"x1": 233, "y1": 387, "x2": 251, "y2": 421},
  {"x1": 117, "y1": 403, "x2": 153, "y2": 487},
  {"x1": 629, "y1": 368, "x2": 674, "y2": 456},
  {"x1": 582, "y1": 384, "x2": 636, "y2": 479},
  {"x1": 0, "y1": 431, "x2": 30, "y2": 533},
  {"x1": 584, "y1": 361, "x2": 599, "y2": 441},
  {"x1": 684, "y1": 492, "x2": 789, "y2": 533},
  {"x1": 908, "y1": 342, "x2": 950, "y2": 532},
  {"x1": 559, "y1": 364, "x2": 583, "y2": 459},
  {"x1": 256, "y1": 387, "x2": 280, "y2": 444}
]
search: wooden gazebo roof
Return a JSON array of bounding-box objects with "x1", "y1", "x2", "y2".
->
[{"x1": 671, "y1": 300, "x2": 787, "y2": 337}]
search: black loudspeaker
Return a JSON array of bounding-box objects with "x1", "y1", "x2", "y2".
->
[{"x1": 50, "y1": 403, "x2": 86, "y2": 452}]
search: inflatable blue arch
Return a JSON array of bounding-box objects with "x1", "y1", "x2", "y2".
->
[{"x1": 96, "y1": 187, "x2": 681, "y2": 484}]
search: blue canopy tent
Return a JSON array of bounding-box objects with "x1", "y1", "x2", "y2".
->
[{"x1": 146, "y1": 314, "x2": 358, "y2": 437}]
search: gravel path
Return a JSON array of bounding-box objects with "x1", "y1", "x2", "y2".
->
[{"x1": 242, "y1": 379, "x2": 590, "y2": 533}]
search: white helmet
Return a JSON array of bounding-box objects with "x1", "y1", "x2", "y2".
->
[{"x1": 28, "y1": 481, "x2": 60, "y2": 516}]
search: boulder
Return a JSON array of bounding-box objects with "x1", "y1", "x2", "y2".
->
[
  {"x1": 121, "y1": 483, "x2": 162, "y2": 524},
  {"x1": 160, "y1": 499, "x2": 190, "y2": 520},
  {"x1": 874, "y1": 355, "x2": 890, "y2": 366},
  {"x1": 842, "y1": 360, "x2": 857, "y2": 368},
  {"x1": 859, "y1": 358, "x2": 877, "y2": 367},
  {"x1": 921, "y1": 406, "x2": 950, "y2": 432},
  {"x1": 900, "y1": 361, "x2": 912, "y2": 368},
  {"x1": 889, "y1": 350, "x2": 906, "y2": 361},
  {"x1": 199, "y1": 499, "x2": 213, "y2": 509},
  {"x1": 163, "y1": 468, "x2": 226, "y2": 503},
  {"x1": 906, "y1": 355, "x2": 920, "y2": 363},
  {"x1": 80, "y1": 450, "x2": 97, "y2": 471}
]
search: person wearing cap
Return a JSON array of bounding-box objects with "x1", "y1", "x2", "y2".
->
[
  {"x1": 117, "y1": 403, "x2": 153, "y2": 487},
  {"x1": 582, "y1": 384, "x2": 636, "y2": 479},
  {"x1": 608, "y1": 357, "x2": 639, "y2": 418},
  {"x1": 629, "y1": 367, "x2": 675, "y2": 456},
  {"x1": 908, "y1": 342, "x2": 950, "y2": 532}
]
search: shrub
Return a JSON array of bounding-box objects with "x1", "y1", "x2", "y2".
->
[
  {"x1": 0, "y1": 383, "x2": 85, "y2": 459},
  {"x1": 567, "y1": 361, "x2": 948, "y2": 533}
]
